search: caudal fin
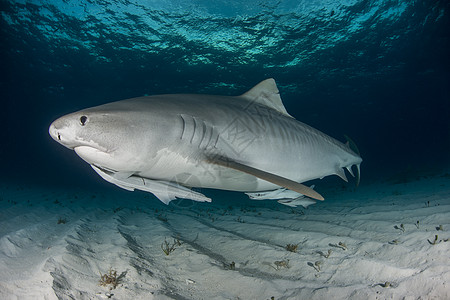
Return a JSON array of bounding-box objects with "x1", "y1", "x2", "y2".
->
[{"x1": 344, "y1": 135, "x2": 362, "y2": 187}]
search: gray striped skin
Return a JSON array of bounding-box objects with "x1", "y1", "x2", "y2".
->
[{"x1": 49, "y1": 79, "x2": 362, "y2": 201}]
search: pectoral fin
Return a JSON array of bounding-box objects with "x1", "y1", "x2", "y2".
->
[
  {"x1": 207, "y1": 156, "x2": 324, "y2": 201},
  {"x1": 91, "y1": 165, "x2": 211, "y2": 204}
]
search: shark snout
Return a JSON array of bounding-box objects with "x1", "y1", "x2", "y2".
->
[
  {"x1": 48, "y1": 122, "x2": 61, "y2": 142},
  {"x1": 49, "y1": 116, "x2": 109, "y2": 154},
  {"x1": 48, "y1": 118, "x2": 78, "y2": 149}
]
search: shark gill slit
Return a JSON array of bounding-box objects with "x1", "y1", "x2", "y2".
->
[
  {"x1": 199, "y1": 123, "x2": 209, "y2": 149},
  {"x1": 198, "y1": 120, "x2": 206, "y2": 149},
  {"x1": 213, "y1": 131, "x2": 220, "y2": 149},
  {"x1": 204, "y1": 125, "x2": 218, "y2": 150},
  {"x1": 180, "y1": 115, "x2": 186, "y2": 140},
  {"x1": 190, "y1": 117, "x2": 197, "y2": 144}
]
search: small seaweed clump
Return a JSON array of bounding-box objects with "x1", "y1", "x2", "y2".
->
[
  {"x1": 57, "y1": 217, "x2": 67, "y2": 224},
  {"x1": 338, "y1": 242, "x2": 347, "y2": 250},
  {"x1": 308, "y1": 261, "x2": 322, "y2": 272},
  {"x1": 285, "y1": 243, "x2": 299, "y2": 253},
  {"x1": 224, "y1": 261, "x2": 236, "y2": 270},
  {"x1": 99, "y1": 268, "x2": 120, "y2": 290},
  {"x1": 273, "y1": 259, "x2": 290, "y2": 270},
  {"x1": 161, "y1": 238, "x2": 181, "y2": 255},
  {"x1": 428, "y1": 234, "x2": 441, "y2": 245}
]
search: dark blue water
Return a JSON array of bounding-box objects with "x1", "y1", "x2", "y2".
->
[{"x1": 1, "y1": 0, "x2": 449, "y2": 194}]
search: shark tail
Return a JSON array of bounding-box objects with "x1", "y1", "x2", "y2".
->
[
  {"x1": 344, "y1": 134, "x2": 360, "y2": 156},
  {"x1": 344, "y1": 134, "x2": 362, "y2": 187}
]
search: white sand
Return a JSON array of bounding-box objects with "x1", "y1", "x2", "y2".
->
[{"x1": 0, "y1": 175, "x2": 449, "y2": 300}]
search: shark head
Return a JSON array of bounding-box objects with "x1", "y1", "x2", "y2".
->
[{"x1": 49, "y1": 104, "x2": 155, "y2": 172}]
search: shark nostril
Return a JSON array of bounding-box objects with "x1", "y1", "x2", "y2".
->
[{"x1": 58, "y1": 133, "x2": 61, "y2": 141}]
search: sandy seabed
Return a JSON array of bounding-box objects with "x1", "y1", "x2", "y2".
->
[{"x1": 0, "y1": 175, "x2": 449, "y2": 300}]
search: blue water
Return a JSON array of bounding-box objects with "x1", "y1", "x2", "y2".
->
[
  {"x1": 1, "y1": 0, "x2": 449, "y2": 193},
  {"x1": 1, "y1": 2, "x2": 450, "y2": 298}
]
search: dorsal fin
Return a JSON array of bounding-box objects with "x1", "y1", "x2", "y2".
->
[{"x1": 240, "y1": 78, "x2": 293, "y2": 118}]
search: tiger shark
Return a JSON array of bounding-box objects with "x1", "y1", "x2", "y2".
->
[{"x1": 49, "y1": 79, "x2": 362, "y2": 208}]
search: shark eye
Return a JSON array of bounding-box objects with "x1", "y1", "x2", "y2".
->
[{"x1": 80, "y1": 115, "x2": 88, "y2": 126}]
